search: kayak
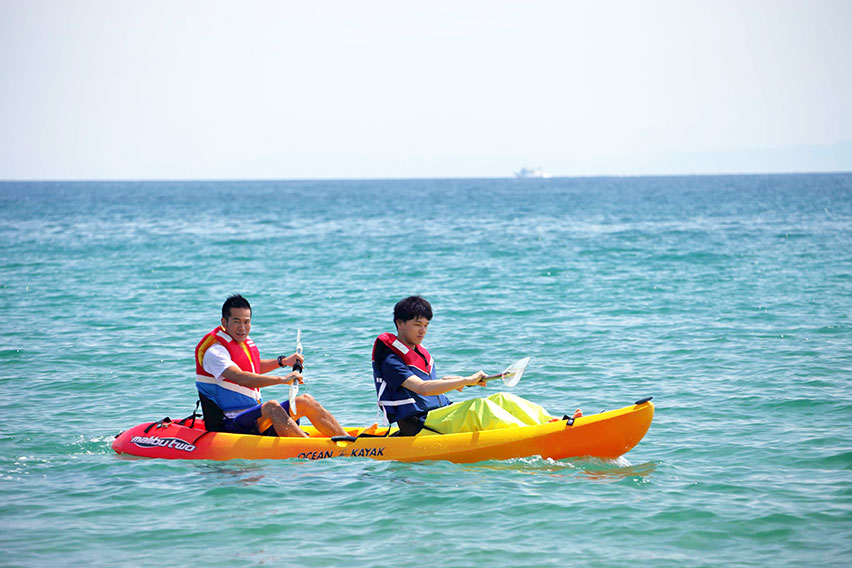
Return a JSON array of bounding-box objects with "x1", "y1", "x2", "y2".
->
[{"x1": 112, "y1": 399, "x2": 654, "y2": 464}]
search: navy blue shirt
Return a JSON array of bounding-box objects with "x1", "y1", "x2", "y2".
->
[
  {"x1": 376, "y1": 349, "x2": 451, "y2": 421},
  {"x1": 380, "y1": 351, "x2": 424, "y2": 389}
]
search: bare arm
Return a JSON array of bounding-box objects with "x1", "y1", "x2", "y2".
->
[
  {"x1": 220, "y1": 365, "x2": 302, "y2": 389},
  {"x1": 401, "y1": 371, "x2": 487, "y2": 396},
  {"x1": 256, "y1": 352, "x2": 304, "y2": 375}
]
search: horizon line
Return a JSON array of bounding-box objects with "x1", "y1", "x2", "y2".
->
[{"x1": 2, "y1": 170, "x2": 852, "y2": 184}]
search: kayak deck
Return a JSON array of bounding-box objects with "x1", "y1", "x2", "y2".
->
[{"x1": 112, "y1": 400, "x2": 654, "y2": 463}]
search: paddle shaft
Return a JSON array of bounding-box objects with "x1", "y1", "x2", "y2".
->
[
  {"x1": 464, "y1": 372, "x2": 502, "y2": 387},
  {"x1": 289, "y1": 329, "x2": 303, "y2": 417},
  {"x1": 292, "y1": 329, "x2": 304, "y2": 373},
  {"x1": 477, "y1": 356, "x2": 530, "y2": 386}
]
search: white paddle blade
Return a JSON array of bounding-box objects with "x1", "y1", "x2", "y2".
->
[
  {"x1": 501, "y1": 356, "x2": 530, "y2": 387},
  {"x1": 289, "y1": 381, "x2": 298, "y2": 417}
]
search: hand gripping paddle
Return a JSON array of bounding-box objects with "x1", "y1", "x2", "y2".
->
[
  {"x1": 288, "y1": 329, "x2": 302, "y2": 417},
  {"x1": 481, "y1": 356, "x2": 531, "y2": 387}
]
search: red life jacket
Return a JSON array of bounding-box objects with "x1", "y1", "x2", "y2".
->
[
  {"x1": 371, "y1": 332, "x2": 449, "y2": 424},
  {"x1": 195, "y1": 326, "x2": 262, "y2": 413},
  {"x1": 372, "y1": 332, "x2": 433, "y2": 374}
]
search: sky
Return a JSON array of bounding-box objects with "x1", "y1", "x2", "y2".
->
[{"x1": 1, "y1": 0, "x2": 851, "y2": 180}]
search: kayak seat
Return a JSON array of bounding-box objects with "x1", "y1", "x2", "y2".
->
[{"x1": 198, "y1": 394, "x2": 226, "y2": 432}]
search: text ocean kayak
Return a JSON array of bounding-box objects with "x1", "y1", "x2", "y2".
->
[{"x1": 112, "y1": 399, "x2": 654, "y2": 464}]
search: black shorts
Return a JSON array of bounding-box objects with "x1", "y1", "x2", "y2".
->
[{"x1": 222, "y1": 402, "x2": 299, "y2": 436}]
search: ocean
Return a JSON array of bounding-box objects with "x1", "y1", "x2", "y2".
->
[{"x1": 1, "y1": 174, "x2": 850, "y2": 567}]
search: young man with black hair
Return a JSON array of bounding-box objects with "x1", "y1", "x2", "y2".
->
[
  {"x1": 372, "y1": 295, "x2": 581, "y2": 435},
  {"x1": 195, "y1": 294, "x2": 347, "y2": 438}
]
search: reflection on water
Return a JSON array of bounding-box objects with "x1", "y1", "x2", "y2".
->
[
  {"x1": 195, "y1": 461, "x2": 271, "y2": 486},
  {"x1": 462, "y1": 455, "x2": 661, "y2": 482},
  {"x1": 571, "y1": 458, "x2": 661, "y2": 482},
  {"x1": 185, "y1": 452, "x2": 660, "y2": 490}
]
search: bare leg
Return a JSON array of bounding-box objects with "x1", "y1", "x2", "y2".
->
[
  {"x1": 260, "y1": 400, "x2": 307, "y2": 438},
  {"x1": 293, "y1": 394, "x2": 347, "y2": 437}
]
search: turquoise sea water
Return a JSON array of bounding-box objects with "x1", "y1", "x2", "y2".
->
[{"x1": 1, "y1": 174, "x2": 851, "y2": 567}]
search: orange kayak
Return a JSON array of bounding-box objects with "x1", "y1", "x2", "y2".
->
[{"x1": 112, "y1": 399, "x2": 654, "y2": 463}]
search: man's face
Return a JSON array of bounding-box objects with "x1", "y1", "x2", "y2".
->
[
  {"x1": 396, "y1": 316, "x2": 430, "y2": 347},
  {"x1": 222, "y1": 307, "x2": 252, "y2": 343}
]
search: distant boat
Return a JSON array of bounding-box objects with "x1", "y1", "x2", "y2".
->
[{"x1": 514, "y1": 167, "x2": 551, "y2": 178}]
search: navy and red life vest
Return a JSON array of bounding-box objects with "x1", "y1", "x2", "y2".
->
[
  {"x1": 195, "y1": 326, "x2": 262, "y2": 415},
  {"x1": 371, "y1": 332, "x2": 450, "y2": 424}
]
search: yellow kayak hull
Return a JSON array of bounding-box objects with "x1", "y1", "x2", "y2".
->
[{"x1": 112, "y1": 401, "x2": 654, "y2": 463}]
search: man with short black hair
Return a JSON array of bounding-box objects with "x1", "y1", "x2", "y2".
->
[
  {"x1": 195, "y1": 294, "x2": 347, "y2": 438},
  {"x1": 372, "y1": 295, "x2": 581, "y2": 435}
]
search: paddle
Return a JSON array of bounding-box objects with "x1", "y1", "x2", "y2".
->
[
  {"x1": 474, "y1": 356, "x2": 531, "y2": 387},
  {"x1": 288, "y1": 329, "x2": 302, "y2": 417}
]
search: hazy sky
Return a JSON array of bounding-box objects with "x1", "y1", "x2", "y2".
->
[{"x1": 2, "y1": 0, "x2": 851, "y2": 180}]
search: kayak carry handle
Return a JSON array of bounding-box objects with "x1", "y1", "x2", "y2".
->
[
  {"x1": 331, "y1": 435, "x2": 357, "y2": 442},
  {"x1": 143, "y1": 417, "x2": 173, "y2": 433},
  {"x1": 634, "y1": 396, "x2": 653, "y2": 405}
]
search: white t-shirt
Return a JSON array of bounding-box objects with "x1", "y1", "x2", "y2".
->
[
  {"x1": 202, "y1": 343, "x2": 235, "y2": 379},
  {"x1": 201, "y1": 344, "x2": 259, "y2": 419}
]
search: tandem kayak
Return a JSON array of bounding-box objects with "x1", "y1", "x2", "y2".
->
[{"x1": 112, "y1": 398, "x2": 654, "y2": 464}]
